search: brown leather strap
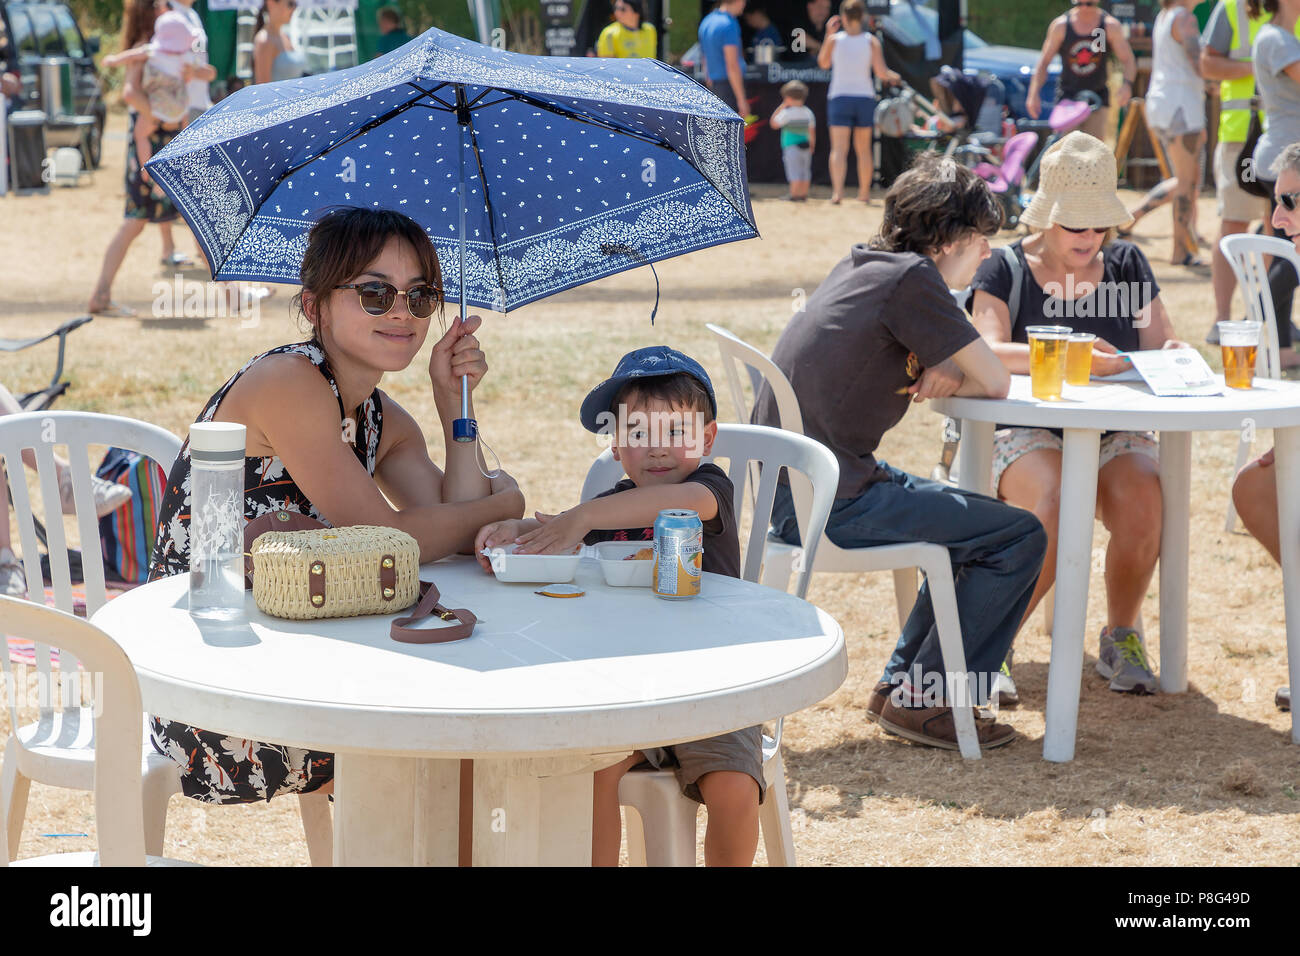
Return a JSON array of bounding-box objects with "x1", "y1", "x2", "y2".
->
[
  {"x1": 244, "y1": 510, "x2": 327, "y2": 588},
  {"x1": 390, "y1": 579, "x2": 477, "y2": 644}
]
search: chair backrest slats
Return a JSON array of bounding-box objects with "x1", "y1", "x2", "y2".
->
[
  {"x1": 0, "y1": 412, "x2": 181, "y2": 734},
  {"x1": 707, "y1": 323, "x2": 804, "y2": 434},
  {"x1": 0, "y1": 597, "x2": 147, "y2": 867},
  {"x1": 1219, "y1": 234, "x2": 1295, "y2": 380}
]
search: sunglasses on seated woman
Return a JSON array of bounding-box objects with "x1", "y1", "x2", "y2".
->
[
  {"x1": 1278, "y1": 190, "x2": 1300, "y2": 212},
  {"x1": 1060, "y1": 224, "x2": 1109, "y2": 235},
  {"x1": 335, "y1": 281, "x2": 442, "y2": 318}
]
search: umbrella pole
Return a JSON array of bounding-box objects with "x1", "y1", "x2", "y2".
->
[{"x1": 453, "y1": 90, "x2": 476, "y2": 444}]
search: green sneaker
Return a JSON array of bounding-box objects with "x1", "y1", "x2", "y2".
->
[{"x1": 1096, "y1": 626, "x2": 1156, "y2": 694}]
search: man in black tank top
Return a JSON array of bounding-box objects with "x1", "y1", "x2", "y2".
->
[{"x1": 1027, "y1": 0, "x2": 1138, "y2": 143}]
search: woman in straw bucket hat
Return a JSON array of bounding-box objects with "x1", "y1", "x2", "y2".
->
[{"x1": 967, "y1": 131, "x2": 1191, "y2": 701}]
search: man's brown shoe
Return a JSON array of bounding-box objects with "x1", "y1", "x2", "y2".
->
[
  {"x1": 876, "y1": 697, "x2": 1017, "y2": 751},
  {"x1": 866, "y1": 681, "x2": 893, "y2": 724}
]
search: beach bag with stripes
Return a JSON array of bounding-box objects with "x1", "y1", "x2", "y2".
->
[{"x1": 96, "y1": 447, "x2": 166, "y2": 583}]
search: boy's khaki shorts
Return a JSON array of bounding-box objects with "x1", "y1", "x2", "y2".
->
[{"x1": 637, "y1": 725, "x2": 766, "y2": 805}]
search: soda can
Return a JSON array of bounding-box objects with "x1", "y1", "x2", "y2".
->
[{"x1": 653, "y1": 509, "x2": 703, "y2": 600}]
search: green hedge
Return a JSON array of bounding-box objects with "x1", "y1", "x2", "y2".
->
[{"x1": 967, "y1": 0, "x2": 1062, "y2": 49}]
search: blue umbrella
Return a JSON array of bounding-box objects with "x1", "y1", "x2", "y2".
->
[{"x1": 146, "y1": 27, "x2": 757, "y2": 441}]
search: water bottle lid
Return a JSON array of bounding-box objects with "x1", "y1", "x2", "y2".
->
[{"x1": 190, "y1": 421, "x2": 246, "y2": 459}]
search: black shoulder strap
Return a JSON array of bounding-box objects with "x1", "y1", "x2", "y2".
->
[{"x1": 1000, "y1": 243, "x2": 1023, "y2": 328}]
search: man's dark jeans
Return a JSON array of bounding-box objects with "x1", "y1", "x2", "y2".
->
[{"x1": 771, "y1": 462, "x2": 1046, "y2": 699}]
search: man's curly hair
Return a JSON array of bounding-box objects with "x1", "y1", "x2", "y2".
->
[{"x1": 868, "y1": 153, "x2": 1003, "y2": 255}]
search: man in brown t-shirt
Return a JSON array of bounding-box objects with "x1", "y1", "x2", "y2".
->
[{"x1": 752, "y1": 153, "x2": 1047, "y2": 752}]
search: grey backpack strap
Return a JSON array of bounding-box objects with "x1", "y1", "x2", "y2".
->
[{"x1": 1000, "y1": 243, "x2": 1023, "y2": 328}]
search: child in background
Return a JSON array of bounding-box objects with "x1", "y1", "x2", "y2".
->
[
  {"x1": 770, "y1": 80, "x2": 816, "y2": 201},
  {"x1": 103, "y1": 10, "x2": 196, "y2": 181},
  {"x1": 474, "y1": 346, "x2": 763, "y2": 866}
]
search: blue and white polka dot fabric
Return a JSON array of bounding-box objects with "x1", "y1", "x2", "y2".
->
[{"x1": 145, "y1": 27, "x2": 758, "y2": 311}]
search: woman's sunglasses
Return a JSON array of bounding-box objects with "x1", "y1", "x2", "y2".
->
[
  {"x1": 1278, "y1": 190, "x2": 1300, "y2": 212},
  {"x1": 1060, "y1": 224, "x2": 1109, "y2": 235},
  {"x1": 335, "y1": 281, "x2": 441, "y2": 319}
]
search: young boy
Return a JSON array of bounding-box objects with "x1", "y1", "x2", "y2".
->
[
  {"x1": 770, "y1": 80, "x2": 816, "y2": 201},
  {"x1": 474, "y1": 346, "x2": 763, "y2": 866}
]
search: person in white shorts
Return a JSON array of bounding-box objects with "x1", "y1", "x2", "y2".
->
[{"x1": 1144, "y1": 0, "x2": 1208, "y2": 268}]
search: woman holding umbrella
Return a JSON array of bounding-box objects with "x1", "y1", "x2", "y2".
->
[{"x1": 145, "y1": 208, "x2": 524, "y2": 804}]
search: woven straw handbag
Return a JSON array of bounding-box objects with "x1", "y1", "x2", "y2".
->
[{"x1": 243, "y1": 511, "x2": 476, "y2": 644}]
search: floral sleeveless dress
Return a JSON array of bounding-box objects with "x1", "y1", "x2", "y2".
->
[{"x1": 147, "y1": 342, "x2": 383, "y2": 804}]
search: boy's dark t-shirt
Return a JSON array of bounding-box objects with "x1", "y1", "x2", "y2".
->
[
  {"x1": 582, "y1": 463, "x2": 741, "y2": 579},
  {"x1": 751, "y1": 246, "x2": 980, "y2": 499}
]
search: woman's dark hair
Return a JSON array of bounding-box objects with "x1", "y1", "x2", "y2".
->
[
  {"x1": 616, "y1": 0, "x2": 644, "y2": 22},
  {"x1": 294, "y1": 208, "x2": 445, "y2": 344},
  {"x1": 869, "y1": 152, "x2": 1003, "y2": 255},
  {"x1": 1247, "y1": 0, "x2": 1277, "y2": 18},
  {"x1": 121, "y1": 0, "x2": 159, "y2": 52},
  {"x1": 841, "y1": 0, "x2": 866, "y2": 23},
  {"x1": 254, "y1": 1, "x2": 266, "y2": 37}
]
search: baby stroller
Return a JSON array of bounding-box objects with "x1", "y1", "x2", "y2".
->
[
  {"x1": 966, "y1": 91, "x2": 1102, "y2": 232},
  {"x1": 873, "y1": 71, "x2": 994, "y2": 162}
]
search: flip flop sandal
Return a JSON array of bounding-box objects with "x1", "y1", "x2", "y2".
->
[
  {"x1": 161, "y1": 253, "x2": 195, "y2": 267},
  {"x1": 1176, "y1": 253, "x2": 1209, "y2": 269},
  {"x1": 88, "y1": 301, "x2": 137, "y2": 317}
]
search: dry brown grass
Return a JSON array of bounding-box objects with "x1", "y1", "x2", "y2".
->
[{"x1": 3, "y1": 112, "x2": 1299, "y2": 866}]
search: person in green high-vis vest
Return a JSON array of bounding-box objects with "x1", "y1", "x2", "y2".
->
[{"x1": 1201, "y1": 0, "x2": 1300, "y2": 346}]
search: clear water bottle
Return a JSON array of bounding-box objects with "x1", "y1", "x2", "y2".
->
[{"x1": 188, "y1": 422, "x2": 246, "y2": 620}]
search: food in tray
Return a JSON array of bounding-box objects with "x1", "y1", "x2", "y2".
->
[{"x1": 623, "y1": 547, "x2": 655, "y2": 562}]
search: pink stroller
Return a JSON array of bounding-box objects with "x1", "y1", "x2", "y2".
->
[{"x1": 971, "y1": 131, "x2": 1038, "y2": 228}]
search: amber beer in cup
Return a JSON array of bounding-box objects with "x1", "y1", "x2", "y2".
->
[
  {"x1": 1026, "y1": 326, "x2": 1072, "y2": 401},
  {"x1": 1066, "y1": 332, "x2": 1096, "y2": 386},
  {"x1": 1217, "y1": 320, "x2": 1262, "y2": 390}
]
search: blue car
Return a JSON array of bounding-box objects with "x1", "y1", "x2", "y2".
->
[{"x1": 871, "y1": 0, "x2": 1062, "y2": 119}]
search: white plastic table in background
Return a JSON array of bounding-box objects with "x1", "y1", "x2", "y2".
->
[
  {"x1": 91, "y1": 556, "x2": 846, "y2": 865},
  {"x1": 935, "y1": 375, "x2": 1300, "y2": 761}
]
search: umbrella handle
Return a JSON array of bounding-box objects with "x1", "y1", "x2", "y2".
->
[{"x1": 454, "y1": 375, "x2": 476, "y2": 442}]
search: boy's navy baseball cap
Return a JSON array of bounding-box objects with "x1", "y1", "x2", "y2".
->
[{"x1": 580, "y1": 346, "x2": 718, "y2": 433}]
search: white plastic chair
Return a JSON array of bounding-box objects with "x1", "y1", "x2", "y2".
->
[
  {"x1": 0, "y1": 597, "x2": 197, "y2": 866},
  {"x1": 581, "y1": 423, "x2": 839, "y2": 865},
  {"x1": 1220, "y1": 233, "x2": 1292, "y2": 531},
  {"x1": 0, "y1": 411, "x2": 332, "y2": 865},
  {"x1": 706, "y1": 325, "x2": 982, "y2": 758}
]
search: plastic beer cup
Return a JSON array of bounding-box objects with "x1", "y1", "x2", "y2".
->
[
  {"x1": 1066, "y1": 332, "x2": 1096, "y2": 386},
  {"x1": 1218, "y1": 320, "x2": 1261, "y2": 390},
  {"x1": 1026, "y1": 325, "x2": 1072, "y2": 401}
]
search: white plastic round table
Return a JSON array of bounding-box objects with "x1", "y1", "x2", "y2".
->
[
  {"x1": 90, "y1": 555, "x2": 846, "y2": 865},
  {"x1": 935, "y1": 374, "x2": 1300, "y2": 762}
]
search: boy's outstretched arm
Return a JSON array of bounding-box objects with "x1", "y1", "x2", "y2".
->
[{"x1": 515, "y1": 482, "x2": 718, "y2": 555}]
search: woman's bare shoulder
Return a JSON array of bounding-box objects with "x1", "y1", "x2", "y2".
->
[{"x1": 220, "y1": 352, "x2": 335, "y2": 417}]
